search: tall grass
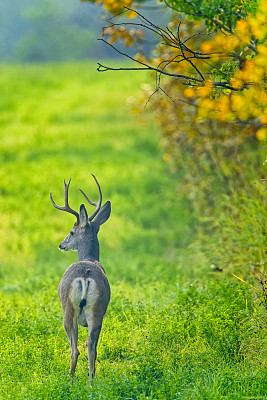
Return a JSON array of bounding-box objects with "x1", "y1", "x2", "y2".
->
[{"x1": 0, "y1": 63, "x2": 266, "y2": 399}]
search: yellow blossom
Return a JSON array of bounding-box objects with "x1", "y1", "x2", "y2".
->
[
  {"x1": 260, "y1": 115, "x2": 267, "y2": 125},
  {"x1": 230, "y1": 78, "x2": 244, "y2": 90},
  {"x1": 199, "y1": 98, "x2": 214, "y2": 110},
  {"x1": 236, "y1": 20, "x2": 249, "y2": 35},
  {"x1": 184, "y1": 88, "x2": 195, "y2": 98},
  {"x1": 198, "y1": 98, "x2": 214, "y2": 119},
  {"x1": 200, "y1": 41, "x2": 213, "y2": 53},
  {"x1": 215, "y1": 96, "x2": 232, "y2": 122},
  {"x1": 256, "y1": 128, "x2": 267, "y2": 141},
  {"x1": 163, "y1": 153, "x2": 172, "y2": 161},
  {"x1": 126, "y1": 10, "x2": 137, "y2": 19},
  {"x1": 198, "y1": 81, "x2": 213, "y2": 97}
]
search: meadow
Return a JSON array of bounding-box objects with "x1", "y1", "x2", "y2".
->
[{"x1": 0, "y1": 63, "x2": 266, "y2": 399}]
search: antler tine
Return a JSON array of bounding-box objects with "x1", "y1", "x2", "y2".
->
[
  {"x1": 50, "y1": 178, "x2": 79, "y2": 221},
  {"x1": 78, "y1": 174, "x2": 102, "y2": 221}
]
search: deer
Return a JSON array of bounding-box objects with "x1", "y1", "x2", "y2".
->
[{"x1": 50, "y1": 175, "x2": 111, "y2": 384}]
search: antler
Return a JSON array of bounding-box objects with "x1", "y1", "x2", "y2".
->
[
  {"x1": 79, "y1": 174, "x2": 102, "y2": 221},
  {"x1": 50, "y1": 178, "x2": 79, "y2": 222}
]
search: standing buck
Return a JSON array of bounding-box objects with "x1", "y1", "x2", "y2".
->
[{"x1": 50, "y1": 175, "x2": 111, "y2": 383}]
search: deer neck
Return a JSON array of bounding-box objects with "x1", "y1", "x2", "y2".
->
[{"x1": 77, "y1": 234, "x2": 100, "y2": 262}]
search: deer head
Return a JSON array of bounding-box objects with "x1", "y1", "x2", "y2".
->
[{"x1": 50, "y1": 175, "x2": 111, "y2": 261}]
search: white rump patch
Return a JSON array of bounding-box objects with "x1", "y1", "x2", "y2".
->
[{"x1": 70, "y1": 278, "x2": 99, "y2": 327}]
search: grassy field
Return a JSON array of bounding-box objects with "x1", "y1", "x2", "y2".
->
[{"x1": 0, "y1": 63, "x2": 266, "y2": 400}]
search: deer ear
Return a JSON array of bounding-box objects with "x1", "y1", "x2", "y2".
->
[
  {"x1": 79, "y1": 204, "x2": 88, "y2": 227},
  {"x1": 93, "y1": 201, "x2": 111, "y2": 229}
]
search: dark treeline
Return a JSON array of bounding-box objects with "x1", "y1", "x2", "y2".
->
[
  {"x1": 0, "y1": 0, "x2": 114, "y2": 62},
  {"x1": 0, "y1": 0, "x2": 170, "y2": 63}
]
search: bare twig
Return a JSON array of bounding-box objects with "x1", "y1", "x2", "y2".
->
[
  {"x1": 97, "y1": 38, "x2": 204, "y2": 83},
  {"x1": 98, "y1": 7, "x2": 245, "y2": 103}
]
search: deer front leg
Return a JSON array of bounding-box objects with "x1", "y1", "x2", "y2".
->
[
  {"x1": 86, "y1": 322, "x2": 102, "y2": 383},
  {"x1": 63, "y1": 306, "x2": 79, "y2": 376}
]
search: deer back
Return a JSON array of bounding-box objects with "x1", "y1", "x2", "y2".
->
[{"x1": 58, "y1": 260, "x2": 110, "y2": 318}]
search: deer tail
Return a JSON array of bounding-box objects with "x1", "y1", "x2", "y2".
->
[{"x1": 79, "y1": 279, "x2": 90, "y2": 311}]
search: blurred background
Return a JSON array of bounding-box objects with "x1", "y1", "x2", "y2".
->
[
  {"x1": 0, "y1": 0, "x2": 169, "y2": 62},
  {"x1": 0, "y1": 0, "x2": 188, "y2": 286},
  {"x1": 0, "y1": 0, "x2": 108, "y2": 62},
  {"x1": 1, "y1": 1, "x2": 266, "y2": 398}
]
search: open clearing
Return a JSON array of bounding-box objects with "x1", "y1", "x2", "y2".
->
[{"x1": 0, "y1": 63, "x2": 266, "y2": 399}]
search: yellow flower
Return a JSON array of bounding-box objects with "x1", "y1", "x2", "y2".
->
[
  {"x1": 163, "y1": 153, "x2": 172, "y2": 161},
  {"x1": 198, "y1": 81, "x2": 213, "y2": 97},
  {"x1": 230, "y1": 78, "x2": 244, "y2": 90},
  {"x1": 259, "y1": 0, "x2": 267, "y2": 13},
  {"x1": 256, "y1": 128, "x2": 267, "y2": 141},
  {"x1": 184, "y1": 88, "x2": 195, "y2": 98},
  {"x1": 215, "y1": 96, "x2": 233, "y2": 122},
  {"x1": 236, "y1": 20, "x2": 249, "y2": 36},
  {"x1": 258, "y1": 44, "x2": 267, "y2": 56},
  {"x1": 200, "y1": 41, "x2": 213, "y2": 53},
  {"x1": 126, "y1": 10, "x2": 137, "y2": 19},
  {"x1": 236, "y1": 19, "x2": 251, "y2": 43},
  {"x1": 199, "y1": 98, "x2": 213, "y2": 110},
  {"x1": 260, "y1": 115, "x2": 267, "y2": 125},
  {"x1": 198, "y1": 99, "x2": 214, "y2": 120}
]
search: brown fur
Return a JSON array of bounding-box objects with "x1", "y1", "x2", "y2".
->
[{"x1": 58, "y1": 261, "x2": 110, "y2": 381}]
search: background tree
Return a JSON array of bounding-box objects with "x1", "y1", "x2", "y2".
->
[
  {"x1": 85, "y1": 0, "x2": 267, "y2": 284},
  {"x1": 93, "y1": 0, "x2": 266, "y2": 138},
  {"x1": 0, "y1": 0, "x2": 116, "y2": 62}
]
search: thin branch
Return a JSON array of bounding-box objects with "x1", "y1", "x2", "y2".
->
[
  {"x1": 214, "y1": 82, "x2": 240, "y2": 91},
  {"x1": 104, "y1": 21, "x2": 160, "y2": 39},
  {"x1": 98, "y1": 6, "x2": 248, "y2": 105},
  {"x1": 183, "y1": 31, "x2": 213, "y2": 44},
  {"x1": 97, "y1": 64, "x2": 149, "y2": 72},
  {"x1": 104, "y1": 15, "x2": 212, "y2": 60},
  {"x1": 97, "y1": 38, "x2": 204, "y2": 83},
  {"x1": 177, "y1": 21, "x2": 205, "y2": 81}
]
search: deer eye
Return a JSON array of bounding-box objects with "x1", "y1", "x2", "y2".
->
[{"x1": 70, "y1": 231, "x2": 74, "y2": 236}]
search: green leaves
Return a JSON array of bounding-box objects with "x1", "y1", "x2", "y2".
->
[{"x1": 166, "y1": 0, "x2": 258, "y2": 33}]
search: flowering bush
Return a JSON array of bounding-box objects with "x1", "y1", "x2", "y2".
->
[
  {"x1": 83, "y1": 0, "x2": 267, "y2": 281},
  {"x1": 86, "y1": 0, "x2": 266, "y2": 144}
]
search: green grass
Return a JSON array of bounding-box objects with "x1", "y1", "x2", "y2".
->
[{"x1": 0, "y1": 63, "x2": 266, "y2": 399}]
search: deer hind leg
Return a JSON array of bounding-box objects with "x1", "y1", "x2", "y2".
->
[
  {"x1": 86, "y1": 321, "x2": 102, "y2": 383},
  {"x1": 63, "y1": 304, "x2": 80, "y2": 376}
]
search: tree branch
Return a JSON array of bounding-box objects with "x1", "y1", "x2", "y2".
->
[
  {"x1": 97, "y1": 38, "x2": 204, "y2": 83},
  {"x1": 98, "y1": 7, "x2": 247, "y2": 102}
]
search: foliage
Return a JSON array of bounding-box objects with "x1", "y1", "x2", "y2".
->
[
  {"x1": 84, "y1": 0, "x2": 135, "y2": 16},
  {"x1": 84, "y1": 0, "x2": 267, "y2": 283},
  {"x1": 165, "y1": 0, "x2": 258, "y2": 33},
  {"x1": 193, "y1": 3, "x2": 267, "y2": 135},
  {"x1": 0, "y1": 63, "x2": 266, "y2": 399},
  {"x1": 137, "y1": 2, "x2": 267, "y2": 284},
  {"x1": 94, "y1": 0, "x2": 267, "y2": 139}
]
